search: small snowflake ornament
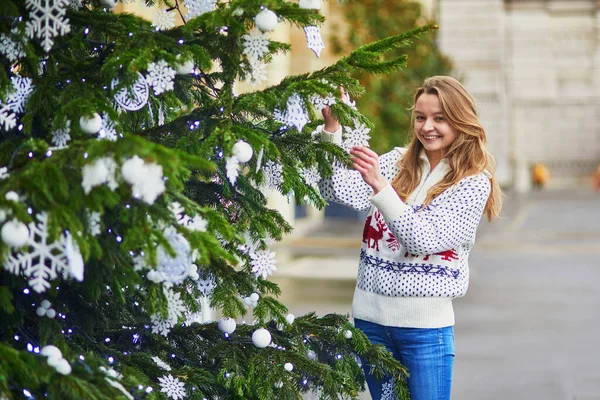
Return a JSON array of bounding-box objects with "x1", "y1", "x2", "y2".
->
[
  {"x1": 262, "y1": 160, "x2": 283, "y2": 189},
  {"x1": 86, "y1": 210, "x2": 101, "y2": 236},
  {"x1": 304, "y1": 26, "x2": 325, "y2": 57},
  {"x1": 245, "y1": 59, "x2": 268, "y2": 86},
  {"x1": 158, "y1": 374, "x2": 186, "y2": 400},
  {"x1": 381, "y1": 378, "x2": 396, "y2": 400},
  {"x1": 5, "y1": 75, "x2": 35, "y2": 114},
  {"x1": 25, "y1": 0, "x2": 71, "y2": 52},
  {"x1": 154, "y1": 226, "x2": 194, "y2": 285},
  {"x1": 112, "y1": 73, "x2": 149, "y2": 111},
  {"x1": 196, "y1": 270, "x2": 216, "y2": 296},
  {"x1": 164, "y1": 286, "x2": 186, "y2": 322},
  {"x1": 184, "y1": 0, "x2": 216, "y2": 19},
  {"x1": 342, "y1": 119, "x2": 371, "y2": 152},
  {"x1": 146, "y1": 60, "x2": 175, "y2": 96},
  {"x1": 98, "y1": 113, "x2": 118, "y2": 141},
  {"x1": 150, "y1": 313, "x2": 173, "y2": 336},
  {"x1": 0, "y1": 28, "x2": 26, "y2": 62},
  {"x1": 152, "y1": 9, "x2": 176, "y2": 31},
  {"x1": 0, "y1": 105, "x2": 17, "y2": 131},
  {"x1": 249, "y1": 249, "x2": 277, "y2": 279},
  {"x1": 51, "y1": 121, "x2": 71, "y2": 146},
  {"x1": 242, "y1": 28, "x2": 270, "y2": 63},
  {"x1": 152, "y1": 356, "x2": 172, "y2": 371},
  {"x1": 274, "y1": 93, "x2": 310, "y2": 133},
  {"x1": 302, "y1": 165, "x2": 321, "y2": 188},
  {"x1": 310, "y1": 94, "x2": 336, "y2": 111}
]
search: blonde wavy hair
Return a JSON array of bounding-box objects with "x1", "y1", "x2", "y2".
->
[{"x1": 391, "y1": 76, "x2": 502, "y2": 221}]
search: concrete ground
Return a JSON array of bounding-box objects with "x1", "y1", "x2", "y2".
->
[{"x1": 272, "y1": 189, "x2": 600, "y2": 400}]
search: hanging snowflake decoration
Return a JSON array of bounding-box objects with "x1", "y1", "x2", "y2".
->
[
  {"x1": 245, "y1": 60, "x2": 268, "y2": 86},
  {"x1": 64, "y1": 234, "x2": 84, "y2": 281},
  {"x1": 152, "y1": 9, "x2": 176, "y2": 31},
  {"x1": 225, "y1": 156, "x2": 240, "y2": 185},
  {"x1": 170, "y1": 202, "x2": 207, "y2": 232},
  {"x1": 0, "y1": 105, "x2": 17, "y2": 131},
  {"x1": 341, "y1": 119, "x2": 371, "y2": 152},
  {"x1": 3, "y1": 213, "x2": 83, "y2": 293},
  {"x1": 5, "y1": 75, "x2": 35, "y2": 114},
  {"x1": 158, "y1": 374, "x2": 186, "y2": 400},
  {"x1": 150, "y1": 314, "x2": 173, "y2": 337},
  {"x1": 184, "y1": 0, "x2": 217, "y2": 19},
  {"x1": 154, "y1": 226, "x2": 194, "y2": 285},
  {"x1": 309, "y1": 94, "x2": 336, "y2": 111},
  {"x1": 25, "y1": 0, "x2": 71, "y2": 53},
  {"x1": 262, "y1": 160, "x2": 283, "y2": 189},
  {"x1": 274, "y1": 93, "x2": 310, "y2": 133},
  {"x1": 86, "y1": 210, "x2": 101, "y2": 236},
  {"x1": 341, "y1": 90, "x2": 357, "y2": 110},
  {"x1": 112, "y1": 73, "x2": 149, "y2": 111},
  {"x1": 381, "y1": 378, "x2": 396, "y2": 400},
  {"x1": 81, "y1": 157, "x2": 118, "y2": 194},
  {"x1": 196, "y1": 270, "x2": 216, "y2": 296},
  {"x1": 121, "y1": 155, "x2": 165, "y2": 204},
  {"x1": 98, "y1": 113, "x2": 118, "y2": 141},
  {"x1": 164, "y1": 287, "x2": 186, "y2": 323},
  {"x1": 242, "y1": 27, "x2": 270, "y2": 63},
  {"x1": 146, "y1": 60, "x2": 175, "y2": 96},
  {"x1": 302, "y1": 165, "x2": 321, "y2": 188},
  {"x1": 51, "y1": 121, "x2": 70, "y2": 147},
  {"x1": 304, "y1": 26, "x2": 325, "y2": 57},
  {"x1": 249, "y1": 249, "x2": 277, "y2": 279},
  {"x1": 0, "y1": 28, "x2": 26, "y2": 62},
  {"x1": 152, "y1": 356, "x2": 172, "y2": 372}
]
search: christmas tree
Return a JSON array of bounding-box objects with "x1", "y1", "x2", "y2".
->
[{"x1": 0, "y1": 1, "x2": 435, "y2": 398}]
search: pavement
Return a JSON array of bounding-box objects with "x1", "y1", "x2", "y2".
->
[{"x1": 272, "y1": 188, "x2": 600, "y2": 400}]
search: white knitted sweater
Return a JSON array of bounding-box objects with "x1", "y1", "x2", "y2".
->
[{"x1": 318, "y1": 126, "x2": 491, "y2": 328}]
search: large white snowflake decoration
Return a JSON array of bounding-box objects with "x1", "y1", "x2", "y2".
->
[
  {"x1": 184, "y1": 0, "x2": 217, "y2": 19},
  {"x1": 5, "y1": 75, "x2": 35, "y2": 114},
  {"x1": 245, "y1": 60, "x2": 268, "y2": 86},
  {"x1": 225, "y1": 156, "x2": 240, "y2": 185},
  {"x1": 152, "y1": 9, "x2": 176, "y2": 31},
  {"x1": 0, "y1": 28, "x2": 26, "y2": 62},
  {"x1": 81, "y1": 157, "x2": 118, "y2": 194},
  {"x1": 25, "y1": 0, "x2": 71, "y2": 53},
  {"x1": 158, "y1": 374, "x2": 186, "y2": 400},
  {"x1": 152, "y1": 356, "x2": 172, "y2": 371},
  {"x1": 381, "y1": 378, "x2": 397, "y2": 400},
  {"x1": 341, "y1": 118, "x2": 371, "y2": 152},
  {"x1": 112, "y1": 73, "x2": 149, "y2": 111},
  {"x1": 309, "y1": 94, "x2": 336, "y2": 111},
  {"x1": 274, "y1": 93, "x2": 310, "y2": 133},
  {"x1": 155, "y1": 226, "x2": 194, "y2": 285},
  {"x1": 262, "y1": 160, "x2": 283, "y2": 189},
  {"x1": 3, "y1": 213, "x2": 83, "y2": 293},
  {"x1": 304, "y1": 26, "x2": 325, "y2": 57},
  {"x1": 98, "y1": 113, "x2": 118, "y2": 141},
  {"x1": 51, "y1": 121, "x2": 70, "y2": 146},
  {"x1": 242, "y1": 27, "x2": 270, "y2": 63},
  {"x1": 302, "y1": 165, "x2": 321, "y2": 188},
  {"x1": 249, "y1": 249, "x2": 277, "y2": 279},
  {"x1": 146, "y1": 60, "x2": 176, "y2": 96}
]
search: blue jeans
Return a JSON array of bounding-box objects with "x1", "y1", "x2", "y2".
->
[{"x1": 354, "y1": 319, "x2": 455, "y2": 400}]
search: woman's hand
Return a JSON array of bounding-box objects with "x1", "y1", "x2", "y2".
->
[{"x1": 350, "y1": 145, "x2": 388, "y2": 194}]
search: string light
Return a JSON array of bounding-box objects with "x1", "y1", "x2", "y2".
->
[{"x1": 23, "y1": 288, "x2": 30, "y2": 294}]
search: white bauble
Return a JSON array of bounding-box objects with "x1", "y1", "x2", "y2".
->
[
  {"x1": 233, "y1": 141, "x2": 253, "y2": 163},
  {"x1": 41, "y1": 345, "x2": 62, "y2": 360},
  {"x1": 284, "y1": 362, "x2": 294, "y2": 372},
  {"x1": 255, "y1": 9, "x2": 278, "y2": 32},
  {"x1": 175, "y1": 59, "x2": 194, "y2": 75},
  {"x1": 99, "y1": 0, "x2": 117, "y2": 8},
  {"x1": 1, "y1": 219, "x2": 29, "y2": 247},
  {"x1": 55, "y1": 358, "x2": 72, "y2": 375},
  {"x1": 217, "y1": 317, "x2": 237, "y2": 334},
  {"x1": 45, "y1": 308, "x2": 56, "y2": 319},
  {"x1": 344, "y1": 330, "x2": 353, "y2": 339},
  {"x1": 41, "y1": 300, "x2": 51, "y2": 309},
  {"x1": 249, "y1": 292, "x2": 260, "y2": 303},
  {"x1": 146, "y1": 270, "x2": 162, "y2": 283},
  {"x1": 285, "y1": 313, "x2": 295, "y2": 324},
  {"x1": 251, "y1": 328, "x2": 272, "y2": 348},
  {"x1": 0, "y1": 209, "x2": 7, "y2": 222},
  {"x1": 274, "y1": 381, "x2": 283, "y2": 388},
  {"x1": 79, "y1": 113, "x2": 102, "y2": 134},
  {"x1": 242, "y1": 296, "x2": 253, "y2": 306},
  {"x1": 36, "y1": 307, "x2": 46, "y2": 317},
  {"x1": 5, "y1": 191, "x2": 19, "y2": 202},
  {"x1": 299, "y1": 0, "x2": 321, "y2": 9}
]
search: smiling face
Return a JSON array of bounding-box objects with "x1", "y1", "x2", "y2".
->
[{"x1": 413, "y1": 93, "x2": 458, "y2": 168}]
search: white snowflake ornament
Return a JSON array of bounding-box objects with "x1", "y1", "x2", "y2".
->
[
  {"x1": 381, "y1": 378, "x2": 396, "y2": 400},
  {"x1": 184, "y1": 0, "x2": 217, "y2": 19},
  {"x1": 302, "y1": 165, "x2": 321, "y2": 188},
  {"x1": 51, "y1": 121, "x2": 70, "y2": 146},
  {"x1": 154, "y1": 226, "x2": 194, "y2": 284},
  {"x1": 262, "y1": 160, "x2": 283, "y2": 189},
  {"x1": 86, "y1": 211, "x2": 101, "y2": 236},
  {"x1": 245, "y1": 59, "x2": 268, "y2": 86},
  {"x1": 249, "y1": 249, "x2": 277, "y2": 279},
  {"x1": 242, "y1": 28, "x2": 270, "y2": 63},
  {"x1": 112, "y1": 73, "x2": 150, "y2": 111},
  {"x1": 81, "y1": 157, "x2": 118, "y2": 194},
  {"x1": 25, "y1": 0, "x2": 71, "y2": 52},
  {"x1": 304, "y1": 26, "x2": 325, "y2": 57},
  {"x1": 310, "y1": 94, "x2": 336, "y2": 111},
  {"x1": 146, "y1": 60, "x2": 175, "y2": 96},
  {"x1": 152, "y1": 9, "x2": 176, "y2": 31},
  {"x1": 225, "y1": 156, "x2": 240, "y2": 185},
  {"x1": 5, "y1": 75, "x2": 35, "y2": 114},
  {"x1": 64, "y1": 234, "x2": 84, "y2": 281},
  {"x1": 274, "y1": 93, "x2": 310, "y2": 133},
  {"x1": 98, "y1": 113, "x2": 118, "y2": 141},
  {"x1": 121, "y1": 156, "x2": 165, "y2": 204},
  {"x1": 0, "y1": 28, "x2": 26, "y2": 62},
  {"x1": 342, "y1": 119, "x2": 371, "y2": 152},
  {"x1": 158, "y1": 374, "x2": 186, "y2": 400},
  {"x1": 0, "y1": 105, "x2": 17, "y2": 131}
]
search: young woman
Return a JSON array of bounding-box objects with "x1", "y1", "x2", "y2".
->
[{"x1": 317, "y1": 76, "x2": 502, "y2": 400}]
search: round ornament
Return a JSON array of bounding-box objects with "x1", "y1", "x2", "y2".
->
[
  {"x1": 112, "y1": 73, "x2": 150, "y2": 111},
  {"x1": 156, "y1": 227, "x2": 193, "y2": 284},
  {"x1": 285, "y1": 313, "x2": 295, "y2": 324},
  {"x1": 252, "y1": 328, "x2": 272, "y2": 348},
  {"x1": 45, "y1": 308, "x2": 56, "y2": 318},
  {"x1": 1, "y1": 219, "x2": 29, "y2": 247},
  {"x1": 233, "y1": 141, "x2": 253, "y2": 163},
  {"x1": 5, "y1": 191, "x2": 19, "y2": 202},
  {"x1": 299, "y1": 0, "x2": 321, "y2": 9},
  {"x1": 79, "y1": 113, "x2": 102, "y2": 134},
  {"x1": 344, "y1": 330, "x2": 353, "y2": 339},
  {"x1": 284, "y1": 362, "x2": 293, "y2": 372},
  {"x1": 55, "y1": 359, "x2": 72, "y2": 375},
  {"x1": 249, "y1": 292, "x2": 260, "y2": 302},
  {"x1": 175, "y1": 58, "x2": 194, "y2": 75},
  {"x1": 255, "y1": 9, "x2": 278, "y2": 32},
  {"x1": 217, "y1": 317, "x2": 237, "y2": 334},
  {"x1": 36, "y1": 307, "x2": 46, "y2": 317}
]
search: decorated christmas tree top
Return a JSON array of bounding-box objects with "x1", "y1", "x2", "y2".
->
[{"x1": 0, "y1": 0, "x2": 434, "y2": 398}]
